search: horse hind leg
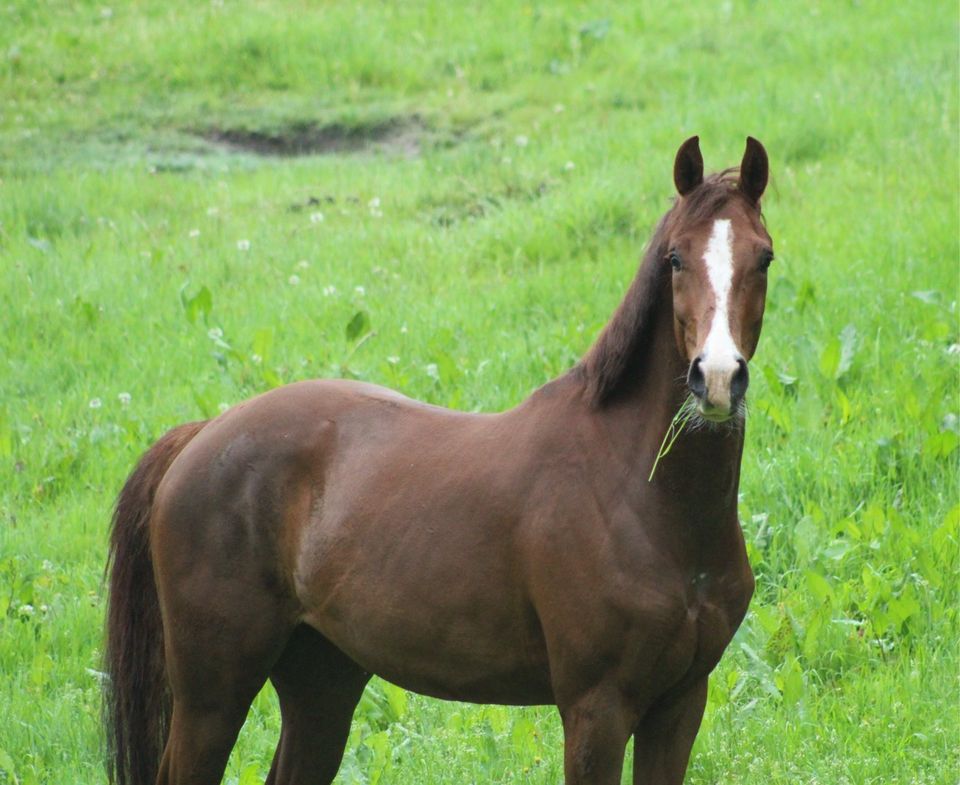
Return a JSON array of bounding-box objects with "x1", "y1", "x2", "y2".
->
[
  {"x1": 265, "y1": 624, "x2": 371, "y2": 785},
  {"x1": 154, "y1": 571, "x2": 297, "y2": 784},
  {"x1": 158, "y1": 697, "x2": 260, "y2": 785}
]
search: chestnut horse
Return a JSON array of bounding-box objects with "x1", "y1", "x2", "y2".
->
[{"x1": 105, "y1": 136, "x2": 772, "y2": 785}]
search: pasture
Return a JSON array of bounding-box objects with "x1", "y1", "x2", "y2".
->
[{"x1": 0, "y1": 1, "x2": 957, "y2": 783}]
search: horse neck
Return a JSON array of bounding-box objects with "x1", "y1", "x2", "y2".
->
[{"x1": 574, "y1": 244, "x2": 745, "y2": 521}]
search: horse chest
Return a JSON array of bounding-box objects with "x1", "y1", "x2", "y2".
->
[
  {"x1": 661, "y1": 568, "x2": 752, "y2": 686},
  {"x1": 690, "y1": 583, "x2": 739, "y2": 667}
]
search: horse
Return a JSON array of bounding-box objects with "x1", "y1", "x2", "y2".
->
[{"x1": 105, "y1": 135, "x2": 773, "y2": 785}]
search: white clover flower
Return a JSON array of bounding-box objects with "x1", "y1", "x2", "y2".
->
[
  {"x1": 387, "y1": 356, "x2": 400, "y2": 365},
  {"x1": 118, "y1": 392, "x2": 131, "y2": 406},
  {"x1": 400, "y1": 324, "x2": 408, "y2": 334},
  {"x1": 289, "y1": 275, "x2": 301, "y2": 286},
  {"x1": 18, "y1": 604, "x2": 34, "y2": 617},
  {"x1": 89, "y1": 398, "x2": 102, "y2": 409},
  {"x1": 425, "y1": 363, "x2": 440, "y2": 381},
  {"x1": 310, "y1": 212, "x2": 324, "y2": 224},
  {"x1": 42, "y1": 560, "x2": 54, "y2": 572},
  {"x1": 237, "y1": 239, "x2": 250, "y2": 251},
  {"x1": 250, "y1": 353, "x2": 262, "y2": 366},
  {"x1": 368, "y1": 197, "x2": 381, "y2": 209},
  {"x1": 514, "y1": 135, "x2": 529, "y2": 147},
  {"x1": 354, "y1": 286, "x2": 365, "y2": 296},
  {"x1": 564, "y1": 161, "x2": 575, "y2": 171},
  {"x1": 218, "y1": 402, "x2": 230, "y2": 413},
  {"x1": 188, "y1": 228, "x2": 200, "y2": 238},
  {"x1": 296, "y1": 260, "x2": 310, "y2": 270},
  {"x1": 322, "y1": 285, "x2": 337, "y2": 297}
]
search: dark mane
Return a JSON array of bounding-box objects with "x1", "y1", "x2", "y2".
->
[{"x1": 578, "y1": 170, "x2": 754, "y2": 407}]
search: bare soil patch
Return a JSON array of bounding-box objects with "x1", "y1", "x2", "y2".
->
[{"x1": 199, "y1": 116, "x2": 425, "y2": 158}]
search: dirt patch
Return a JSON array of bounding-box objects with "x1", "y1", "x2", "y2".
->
[{"x1": 199, "y1": 117, "x2": 425, "y2": 158}]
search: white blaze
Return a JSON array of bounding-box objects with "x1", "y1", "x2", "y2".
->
[{"x1": 701, "y1": 219, "x2": 741, "y2": 370}]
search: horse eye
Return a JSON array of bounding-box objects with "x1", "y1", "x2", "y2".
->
[
  {"x1": 759, "y1": 250, "x2": 774, "y2": 273},
  {"x1": 668, "y1": 251, "x2": 683, "y2": 271}
]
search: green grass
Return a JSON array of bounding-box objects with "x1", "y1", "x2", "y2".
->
[{"x1": 1, "y1": 1, "x2": 957, "y2": 783}]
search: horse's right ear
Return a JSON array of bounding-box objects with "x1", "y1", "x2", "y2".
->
[{"x1": 673, "y1": 136, "x2": 703, "y2": 196}]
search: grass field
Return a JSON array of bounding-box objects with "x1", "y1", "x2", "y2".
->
[{"x1": 1, "y1": 1, "x2": 957, "y2": 783}]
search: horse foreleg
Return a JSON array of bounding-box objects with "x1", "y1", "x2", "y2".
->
[
  {"x1": 558, "y1": 685, "x2": 637, "y2": 785},
  {"x1": 632, "y1": 678, "x2": 708, "y2": 784},
  {"x1": 265, "y1": 625, "x2": 370, "y2": 785}
]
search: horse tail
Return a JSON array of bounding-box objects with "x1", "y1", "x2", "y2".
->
[{"x1": 104, "y1": 419, "x2": 207, "y2": 785}]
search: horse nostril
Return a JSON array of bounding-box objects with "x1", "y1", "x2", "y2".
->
[
  {"x1": 730, "y1": 357, "x2": 749, "y2": 406},
  {"x1": 687, "y1": 356, "x2": 707, "y2": 399}
]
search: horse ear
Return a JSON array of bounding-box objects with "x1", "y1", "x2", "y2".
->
[
  {"x1": 739, "y1": 136, "x2": 768, "y2": 205},
  {"x1": 673, "y1": 136, "x2": 703, "y2": 196}
]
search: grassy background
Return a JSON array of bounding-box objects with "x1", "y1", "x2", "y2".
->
[{"x1": 1, "y1": 1, "x2": 957, "y2": 783}]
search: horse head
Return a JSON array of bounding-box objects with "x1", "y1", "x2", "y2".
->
[{"x1": 667, "y1": 136, "x2": 772, "y2": 422}]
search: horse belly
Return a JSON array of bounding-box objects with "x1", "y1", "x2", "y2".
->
[
  {"x1": 303, "y1": 590, "x2": 554, "y2": 705},
  {"x1": 295, "y1": 514, "x2": 554, "y2": 705},
  {"x1": 374, "y1": 655, "x2": 555, "y2": 706}
]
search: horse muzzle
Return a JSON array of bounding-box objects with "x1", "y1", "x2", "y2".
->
[{"x1": 687, "y1": 354, "x2": 749, "y2": 420}]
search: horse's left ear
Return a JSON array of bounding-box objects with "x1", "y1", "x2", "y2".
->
[{"x1": 738, "y1": 136, "x2": 768, "y2": 205}]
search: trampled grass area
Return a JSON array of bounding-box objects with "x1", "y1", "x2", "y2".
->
[{"x1": 1, "y1": 1, "x2": 957, "y2": 783}]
